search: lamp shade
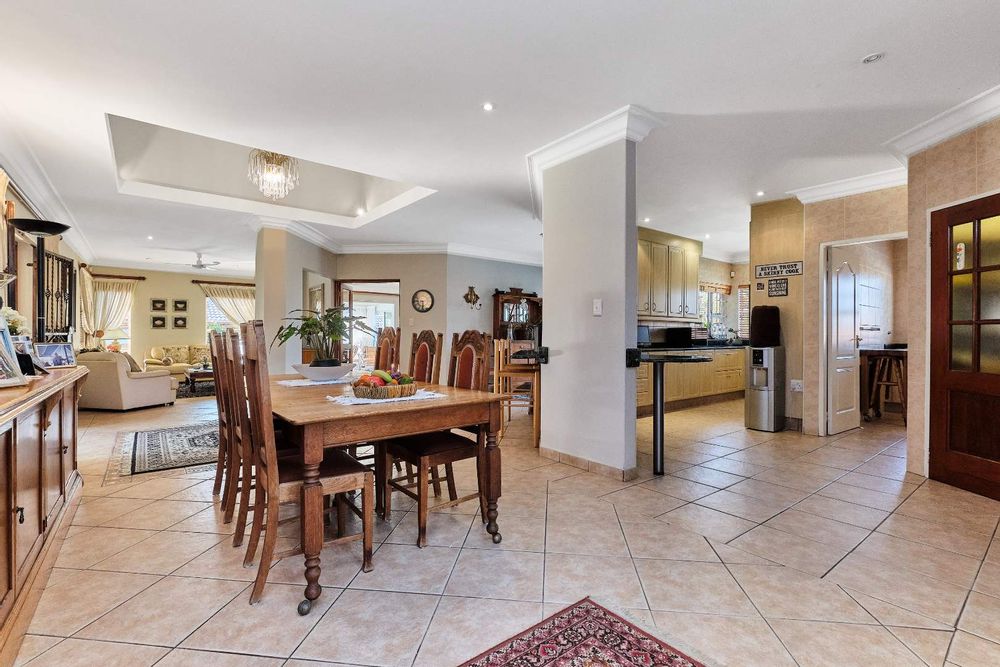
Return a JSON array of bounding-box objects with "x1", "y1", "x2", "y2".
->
[
  {"x1": 8, "y1": 218, "x2": 70, "y2": 237},
  {"x1": 101, "y1": 328, "x2": 129, "y2": 339}
]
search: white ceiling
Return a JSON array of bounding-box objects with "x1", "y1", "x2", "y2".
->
[{"x1": 2, "y1": 1, "x2": 1000, "y2": 269}]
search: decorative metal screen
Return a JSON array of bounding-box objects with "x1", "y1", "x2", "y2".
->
[{"x1": 43, "y1": 250, "x2": 75, "y2": 341}]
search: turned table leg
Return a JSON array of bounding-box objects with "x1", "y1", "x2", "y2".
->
[
  {"x1": 298, "y1": 425, "x2": 324, "y2": 615},
  {"x1": 484, "y1": 408, "x2": 502, "y2": 544}
]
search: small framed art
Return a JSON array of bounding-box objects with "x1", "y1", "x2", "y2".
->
[
  {"x1": 151, "y1": 315, "x2": 167, "y2": 329},
  {"x1": 172, "y1": 316, "x2": 188, "y2": 329},
  {"x1": 151, "y1": 298, "x2": 167, "y2": 312},
  {"x1": 173, "y1": 299, "x2": 188, "y2": 312},
  {"x1": 33, "y1": 343, "x2": 76, "y2": 369}
]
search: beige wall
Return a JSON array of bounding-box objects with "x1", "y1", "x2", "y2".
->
[
  {"x1": 891, "y1": 239, "x2": 908, "y2": 344},
  {"x1": 749, "y1": 199, "x2": 805, "y2": 423},
  {"x1": 905, "y1": 116, "x2": 1000, "y2": 475}
]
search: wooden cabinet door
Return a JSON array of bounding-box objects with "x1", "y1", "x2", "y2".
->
[
  {"x1": 0, "y1": 423, "x2": 13, "y2": 623},
  {"x1": 666, "y1": 245, "x2": 684, "y2": 317},
  {"x1": 61, "y1": 387, "x2": 77, "y2": 490},
  {"x1": 637, "y1": 240, "x2": 652, "y2": 315},
  {"x1": 683, "y1": 250, "x2": 700, "y2": 319},
  {"x1": 15, "y1": 409, "x2": 43, "y2": 586},
  {"x1": 651, "y1": 243, "x2": 669, "y2": 316},
  {"x1": 636, "y1": 363, "x2": 652, "y2": 407},
  {"x1": 43, "y1": 395, "x2": 64, "y2": 525}
]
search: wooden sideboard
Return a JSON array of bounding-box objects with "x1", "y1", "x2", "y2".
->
[
  {"x1": 0, "y1": 367, "x2": 88, "y2": 658},
  {"x1": 637, "y1": 348, "x2": 744, "y2": 414}
]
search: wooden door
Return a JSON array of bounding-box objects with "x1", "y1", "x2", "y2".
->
[
  {"x1": 61, "y1": 387, "x2": 76, "y2": 490},
  {"x1": 637, "y1": 240, "x2": 652, "y2": 315},
  {"x1": 666, "y1": 245, "x2": 684, "y2": 317},
  {"x1": 930, "y1": 195, "x2": 1000, "y2": 499},
  {"x1": 651, "y1": 243, "x2": 668, "y2": 316},
  {"x1": 14, "y1": 409, "x2": 43, "y2": 587},
  {"x1": 43, "y1": 396, "x2": 64, "y2": 524},
  {"x1": 682, "y1": 249, "x2": 700, "y2": 319},
  {"x1": 0, "y1": 423, "x2": 12, "y2": 623},
  {"x1": 827, "y1": 247, "x2": 861, "y2": 434}
]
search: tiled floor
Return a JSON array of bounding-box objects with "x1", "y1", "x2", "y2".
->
[{"x1": 15, "y1": 397, "x2": 1000, "y2": 666}]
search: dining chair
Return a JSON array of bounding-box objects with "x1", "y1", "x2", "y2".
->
[
  {"x1": 209, "y1": 332, "x2": 239, "y2": 518},
  {"x1": 374, "y1": 326, "x2": 401, "y2": 372},
  {"x1": 493, "y1": 339, "x2": 541, "y2": 446},
  {"x1": 379, "y1": 329, "x2": 491, "y2": 547},
  {"x1": 240, "y1": 320, "x2": 374, "y2": 605}
]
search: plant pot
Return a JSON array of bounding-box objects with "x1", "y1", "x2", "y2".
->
[{"x1": 309, "y1": 358, "x2": 341, "y2": 368}]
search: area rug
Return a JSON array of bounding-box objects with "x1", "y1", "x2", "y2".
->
[
  {"x1": 460, "y1": 598, "x2": 707, "y2": 667},
  {"x1": 176, "y1": 380, "x2": 216, "y2": 399},
  {"x1": 116, "y1": 421, "x2": 219, "y2": 475}
]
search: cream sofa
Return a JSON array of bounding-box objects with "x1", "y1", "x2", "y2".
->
[
  {"x1": 78, "y1": 351, "x2": 178, "y2": 410},
  {"x1": 144, "y1": 344, "x2": 211, "y2": 379}
]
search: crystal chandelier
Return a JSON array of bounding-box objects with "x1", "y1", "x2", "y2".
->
[{"x1": 247, "y1": 149, "x2": 300, "y2": 200}]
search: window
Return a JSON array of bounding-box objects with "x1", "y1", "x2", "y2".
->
[
  {"x1": 699, "y1": 282, "x2": 731, "y2": 338},
  {"x1": 737, "y1": 284, "x2": 750, "y2": 339},
  {"x1": 206, "y1": 297, "x2": 237, "y2": 341}
]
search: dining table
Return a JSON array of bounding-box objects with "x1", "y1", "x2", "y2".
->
[{"x1": 269, "y1": 375, "x2": 504, "y2": 614}]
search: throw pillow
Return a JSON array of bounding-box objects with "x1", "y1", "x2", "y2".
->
[
  {"x1": 161, "y1": 356, "x2": 174, "y2": 366},
  {"x1": 122, "y1": 352, "x2": 142, "y2": 372}
]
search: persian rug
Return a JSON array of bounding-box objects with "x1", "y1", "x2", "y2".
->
[
  {"x1": 176, "y1": 380, "x2": 216, "y2": 399},
  {"x1": 116, "y1": 421, "x2": 220, "y2": 475},
  {"x1": 460, "y1": 598, "x2": 707, "y2": 667}
]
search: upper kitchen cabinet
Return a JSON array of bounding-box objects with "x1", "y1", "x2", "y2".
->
[{"x1": 637, "y1": 227, "x2": 702, "y2": 322}]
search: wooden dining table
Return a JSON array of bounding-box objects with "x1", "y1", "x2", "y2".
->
[{"x1": 269, "y1": 375, "x2": 504, "y2": 614}]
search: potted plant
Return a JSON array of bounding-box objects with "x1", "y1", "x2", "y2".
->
[{"x1": 273, "y1": 306, "x2": 374, "y2": 367}]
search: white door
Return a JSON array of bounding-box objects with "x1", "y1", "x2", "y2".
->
[{"x1": 827, "y1": 247, "x2": 861, "y2": 434}]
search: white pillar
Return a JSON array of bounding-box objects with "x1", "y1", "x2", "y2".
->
[{"x1": 530, "y1": 106, "x2": 661, "y2": 479}]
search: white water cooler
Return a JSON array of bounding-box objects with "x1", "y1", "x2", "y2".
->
[{"x1": 745, "y1": 347, "x2": 785, "y2": 432}]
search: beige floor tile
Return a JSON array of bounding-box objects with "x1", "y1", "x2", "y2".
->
[
  {"x1": 71, "y1": 496, "x2": 156, "y2": 526},
  {"x1": 838, "y1": 471, "x2": 920, "y2": 495},
  {"x1": 878, "y1": 512, "x2": 993, "y2": 560},
  {"x1": 729, "y1": 564, "x2": 875, "y2": 623},
  {"x1": 709, "y1": 541, "x2": 780, "y2": 565},
  {"x1": 156, "y1": 649, "x2": 284, "y2": 666},
  {"x1": 844, "y1": 590, "x2": 954, "y2": 631},
  {"x1": 947, "y1": 630, "x2": 1000, "y2": 666},
  {"x1": 770, "y1": 619, "x2": 925, "y2": 666},
  {"x1": 958, "y1": 591, "x2": 1000, "y2": 644},
  {"x1": 652, "y1": 611, "x2": 797, "y2": 667},
  {"x1": 855, "y1": 454, "x2": 911, "y2": 481},
  {"x1": 793, "y1": 493, "x2": 890, "y2": 529},
  {"x1": 888, "y1": 627, "x2": 954, "y2": 667},
  {"x1": 854, "y1": 532, "x2": 982, "y2": 588},
  {"x1": 89, "y1": 530, "x2": 223, "y2": 574},
  {"x1": 414, "y1": 596, "x2": 544, "y2": 667},
  {"x1": 349, "y1": 543, "x2": 458, "y2": 594},
  {"x1": 543, "y1": 553, "x2": 647, "y2": 608},
  {"x1": 660, "y1": 503, "x2": 756, "y2": 543},
  {"x1": 18, "y1": 638, "x2": 168, "y2": 666},
  {"x1": 639, "y1": 475, "x2": 718, "y2": 501},
  {"x1": 13, "y1": 635, "x2": 63, "y2": 666},
  {"x1": 545, "y1": 516, "x2": 629, "y2": 556},
  {"x1": 265, "y1": 540, "x2": 366, "y2": 588},
  {"x1": 696, "y1": 490, "x2": 790, "y2": 523},
  {"x1": 621, "y1": 521, "x2": 719, "y2": 561},
  {"x1": 975, "y1": 560, "x2": 1000, "y2": 598},
  {"x1": 384, "y1": 510, "x2": 474, "y2": 547},
  {"x1": 545, "y1": 492, "x2": 619, "y2": 520},
  {"x1": 76, "y1": 576, "x2": 247, "y2": 646},
  {"x1": 673, "y1": 465, "x2": 745, "y2": 489},
  {"x1": 100, "y1": 499, "x2": 211, "y2": 530},
  {"x1": 730, "y1": 526, "x2": 847, "y2": 577},
  {"x1": 293, "y1": 588, "x2": 438, "y2": 665},
  {"x1": 818, "y1": 481, "x2": 908, "y2": 512},
  {"x1": 28, "y1": 569, "x2": 160, "y2": 636},
  {"x1": 727, "y1": 478, "x2": 811, "y2": 505},
  {"x1": 107, "y1": 476, "x2": 203, "y2": 499},
  {"x1": 600, "y1": 485, "x2": 687, "y2": 519},
  {"x1": 795, "y1": 445, "x2": 874, "y2": 470},
  {"x1": 635, "y1": 559, "x2": 756, "y2": 615},
  {"x1": 764, "y1": 509, "x2": 870, "y2": 550},
  {"x1": 173, "y1": 536, "x2": 297, "y2": 581},
  {"x1": 164, "y1": 479, "x2": 221, "y2": 502},
  {"x1": 181, "y1": 583, "x2": 337, "y2": 657},
  {"x1": 465, "y1": 515, "x2": 545, "y2": 551},
  {"x1": 53, "y1": 526, "x2": 157, "y2": 569},
  {"x1": 547, "y1": 471, "x2": 636, "y2": 496},
  {"x1": 444, "y1": 548, "x2": 544, "y2": 601},
  {"x1": 163, "y1": 505, "x2": 238, "y2": 534},
  {"x1": 700, "y1": 457, "x2": 772, "y2": 477},
  {"x1": 827, "y1": 553, "x2": 969, "y2": 626},
  {"x1": 494, "y1": 490, "x2": 548, "y2": 518}
]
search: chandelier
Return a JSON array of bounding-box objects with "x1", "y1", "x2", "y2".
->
[{"x1": 247, "y1": 149, "x2": 300, "y2": 200}]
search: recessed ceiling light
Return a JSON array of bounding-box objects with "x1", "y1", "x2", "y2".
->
[
  {"x1": 355, "y1": 207, "x2": 365, "y2": 216},
  {"x1": 861, "y1": 52, "x2": 885, "y2": 65},
  {"x1": 147, "y1": 235, "x2": 153, "y2": 240},
  {"x1": 642, "y1": 217, "x2": 651, "y2": 223},
  {"x1": 482, "y1": 102, "x2": 494, "y2": 112},
  {"x1": 705, "y1": 234, "x2": 711, "y2": 239},
  {"x1": 756, "y1": 191, "x2": 765, "y2": 197}
]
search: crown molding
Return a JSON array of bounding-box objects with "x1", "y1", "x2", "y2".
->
[
  {"x1": 444, "y1": 243, "x2": 542, "y2": 266},
  {"x1": 0, "y1": 116, "x2": 95, "y2": 262},
  {"x1": 526, "y1": 104, "x2": 663, "y2": 220},
  {"x1": 84, "y1": 257, "x2": 253, "y2": 279},
  {"x1": 251, "y1": 217, "x2": 343, "y2": 254},
  {"x1": 335, "y1": 242, "x2": 542, "y2": 266},
  {"x1": 885, "y1": 83, "x2": 1000, "y2": 159},
  {"x1": 787, "y1": 167, "x2": 908, "y2": 204}
]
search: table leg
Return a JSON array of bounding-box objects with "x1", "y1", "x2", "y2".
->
[
  {"x1": 374, "y1": 442, "x2": 385, "y2": 518},
  {"x1": 484, "y1": 408, "x2": 502, "y2": 544},
  {"x1": 652, "y1": 361, "x2": 665, "y2": 475},
  {"x1": 298, "y1": 425, "x2": 324, "y2": 615}
]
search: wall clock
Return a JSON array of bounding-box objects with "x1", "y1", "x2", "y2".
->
[{"x1": 411, "y1": 289, "x2": 434, "y2": 313}]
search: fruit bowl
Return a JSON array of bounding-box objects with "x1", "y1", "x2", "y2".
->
[
  {"x1": 352, "y1": 383, "x2": 418, "y2": 400},
  {"x1": 292, "y1": 363, "x2": 354, "y2": 382}
]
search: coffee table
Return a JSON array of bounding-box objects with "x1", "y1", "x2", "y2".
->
[{"x1": 184, "y1": 367, "x2": 214, "y2": 387}]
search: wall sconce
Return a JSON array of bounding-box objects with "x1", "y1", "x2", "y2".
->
[{"x1": 463, "y1": 286, "x2": 482, "y2": 310}]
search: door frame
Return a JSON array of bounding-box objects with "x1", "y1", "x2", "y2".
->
[
  {"x1": 817, "y1": 231, "x2": 907, "y2": 436},
  {"x1": 333, "y1": 278, "x2": 401, "y2": 362}
]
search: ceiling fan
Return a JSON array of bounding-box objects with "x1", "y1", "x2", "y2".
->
[{"x1": 187, "y1": 252, "x2": 221, "y2": 271}]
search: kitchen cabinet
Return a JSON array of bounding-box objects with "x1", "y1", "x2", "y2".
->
[
  {"x1": 637, "y1": 239, "x2": 700, "y2": 321},
  {"x1": 636, "y1": 348, "x2": 746, "y2": 412}
]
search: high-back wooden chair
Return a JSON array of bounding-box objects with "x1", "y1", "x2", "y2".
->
[
  {"x1": 493, "y1": 339, "x2": 541, "y2": 446},
  {"x1": 224, "y1": 328, "x2": 255, "y2": 547},
  {"x1": 409, "y1": 330, "x2": 444, "y2": 384},
  {"x1": 380, "y1": 330, "x2": 492, "y2": 546},
  {"x1": 241, "y1": 320, "x2": 374, "y2": 605},
  {"x1": 210, "y1": 332, "x2": 237, "y2": 513},
  {"x1": 374, "y1": 326, "x2": 401, "y2": 372}
]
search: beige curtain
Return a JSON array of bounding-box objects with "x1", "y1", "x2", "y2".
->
[
  {"x1": 91, "y1": 279, "x2": 136, "y2": 344},
  {"x1": 0, "y1": 169, "x2": 9, "y2": 276},
  {"x1": 79, "y1": 268, "x2": 97, "y2": 347},
  {"x1": 198, "y1": 283, "x2": 255, "y2": 324}
]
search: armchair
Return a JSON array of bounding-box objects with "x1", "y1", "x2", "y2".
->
[{"x1": 78, "y1": 351, "x2": 178, "y2": 410}]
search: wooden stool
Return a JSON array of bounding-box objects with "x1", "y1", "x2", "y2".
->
[{"x1": 869, "y1": 354, "x2": 907, "y2": 424}]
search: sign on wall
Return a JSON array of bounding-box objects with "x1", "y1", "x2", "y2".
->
[
  {"x1": 754, "y1": 261, "x2": 803, "y2": 278},
  {"x1": 767, "y1": 278, "x2": 789, "y2": 297}
]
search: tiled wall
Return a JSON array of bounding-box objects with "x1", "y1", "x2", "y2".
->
[{"x1": 906, "y1": 117, "x2": 1000, "y2": 475}]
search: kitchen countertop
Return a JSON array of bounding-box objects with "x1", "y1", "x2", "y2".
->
[{"x1": 639, "y1": 344, "x2": 749, "y2": 352}]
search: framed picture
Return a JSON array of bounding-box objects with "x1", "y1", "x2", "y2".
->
[
  {"x1": 411, "y1": 289, "x2": 434, "y2": 313},
  {"x1": 33, "y1": 343, "x2": 76, "y2": 369},
  {"x1": 173, "y1": 299, "x2": 188, "y2": 313},
  {"x1": 151, "y1": 298, "x2": 167, "y2": 312},
  {"x1": 172, "y1": 316, "x2": 188, "y2": 329},
  {"x1": 151, "y1": 315, "x2": 167, "y2": 329},
  {"x1": 0, "y1": 320, "x2": 27, "y2": 386},
  {"x1": 308, "y1": 284, "x2": 325, "y2": 313}
]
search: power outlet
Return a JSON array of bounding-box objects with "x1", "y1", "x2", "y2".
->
[{"x1": 790, "y1": 379, "x2": 803, "y2": 392}]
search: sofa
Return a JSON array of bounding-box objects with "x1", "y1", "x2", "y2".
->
[
  {"x1": 144, "y1": 344, "x2": 212, "y2": 379},
  {"x1": 78, "y1": 351, "x2": 178, "y2": 410}
]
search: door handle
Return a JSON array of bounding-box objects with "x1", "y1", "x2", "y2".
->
[
  {"x1": 14, "y1": 506, "x2": 24, "y2": 524},
  {"x1": 62, "y1": 445, "x2": 69, "y2": 454},
  {"x1": 644, "y1": 302, "x2": 649, "y2": 310},
  {"x1": 651, "y1": 302, "x2": 656, "y2": 310}
]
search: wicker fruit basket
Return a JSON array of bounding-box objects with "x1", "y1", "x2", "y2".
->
[{"x1": 351, "y1": 383, "x2": 418, "y2": 400}]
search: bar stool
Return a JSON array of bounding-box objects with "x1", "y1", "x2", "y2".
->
[{"x1": 870, "y1": 353, "x2": 907, "y2": 424}]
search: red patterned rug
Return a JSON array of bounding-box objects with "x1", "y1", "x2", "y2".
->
[{"x1": 460, "y1": 598, "x2": 706, "y2": 666}]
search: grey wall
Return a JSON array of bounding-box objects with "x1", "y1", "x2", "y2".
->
[{"x1": 446, "y1": 255, "x2": 542, "y2": 342}]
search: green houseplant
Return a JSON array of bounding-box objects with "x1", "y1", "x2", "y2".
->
[{"x1": 273, "y1": 307, "x2": 375, "y2": 367}]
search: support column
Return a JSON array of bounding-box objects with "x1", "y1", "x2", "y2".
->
[{"x1": 530, "y1": 106, "x2": 661, "y2": 479}]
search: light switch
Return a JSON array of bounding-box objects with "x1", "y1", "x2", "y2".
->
[{"x1": 592, "y1": 299, "x2": 603, "y2": 316}]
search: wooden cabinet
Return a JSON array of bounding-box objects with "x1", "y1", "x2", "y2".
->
[
  {"x1": 636, "y1": 363, "x2": 651, "y2": 406},
  {"x1": 0, "y1": 425, "x2": 12, "y2": 625},
  {"x1": 637, "y1": 239, "x2": 700, "y2": 321},
  {"x1": 636, "y1": 349, "x2": 747, "y2": 411}
]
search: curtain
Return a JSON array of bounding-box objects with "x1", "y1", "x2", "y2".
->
[
  {"x1": 79, "y1": 268, "x2": 96, "y2": 347},
  {"x1": 0, "y1": 169, "x2": 9, "y2": 278},
  {"x1": 90, "y1": 279, "x2": 135, "y2": 346},
  {"x1": 198, "y1": 283, "x2": 255, "y2": 324}
]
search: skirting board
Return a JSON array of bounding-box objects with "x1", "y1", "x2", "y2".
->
[{"x1": 539, "y1": 446, "x2": 641, "y2": 482}]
